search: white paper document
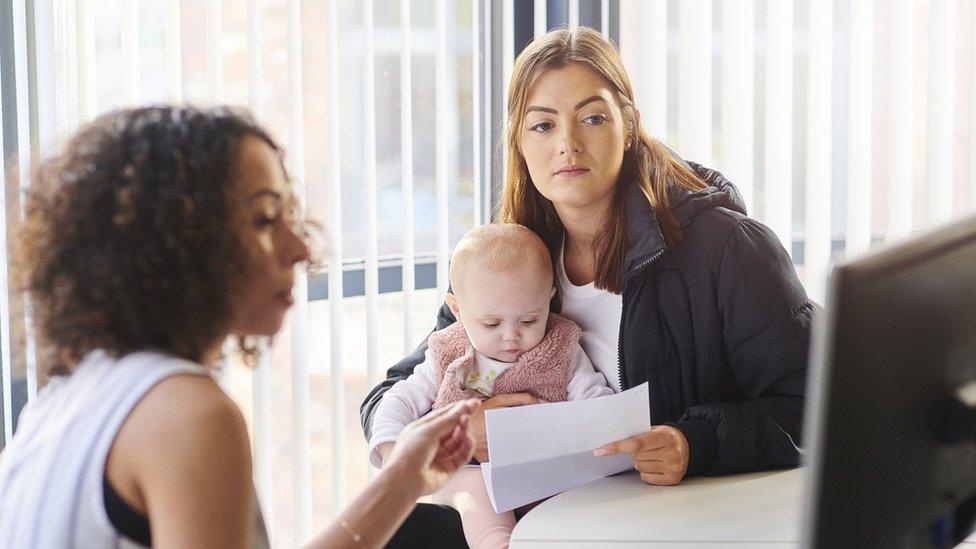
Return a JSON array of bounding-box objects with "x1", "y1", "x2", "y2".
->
[{"x1": 480, "y1": 382, "x2": 650, "y2": 513}]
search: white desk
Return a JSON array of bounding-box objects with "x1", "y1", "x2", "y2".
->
[{"x1": 510, "y1": 468, "x2": 976, "y2": 548}]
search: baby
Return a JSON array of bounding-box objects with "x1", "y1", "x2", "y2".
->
[{"x1": 369, "y1": 223, "x2": 613, "y2": 549}]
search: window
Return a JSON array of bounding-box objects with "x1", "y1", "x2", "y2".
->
[{"x1": 2, "y1": 1, "x2": 975, "y2": 546}]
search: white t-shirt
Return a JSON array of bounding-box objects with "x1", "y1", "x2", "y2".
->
[
  {"x1": 556, "y1": 242, "x2": 625, "y2": 393},
  {"x1": 368, "y1": 343, "x2": 613, "y2": 467}
]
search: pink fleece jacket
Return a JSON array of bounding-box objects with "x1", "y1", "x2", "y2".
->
[{"x1": 428, "y1": 313, "x2": 582, "y2": 410}]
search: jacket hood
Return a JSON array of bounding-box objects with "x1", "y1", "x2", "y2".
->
[
  {"x1": 669, "y1": 162, "x2": 747, "y2": 224},
  {"x1": 623, "y1": 161, "x2": 746, "y2": 276}
]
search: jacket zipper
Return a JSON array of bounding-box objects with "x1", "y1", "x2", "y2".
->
[
  {"x1": 630, "y1": 249, "x2": 665, "y2": 276},
  {"x1": 617, "y1": 248, "x2": 665, "y2": 391}
]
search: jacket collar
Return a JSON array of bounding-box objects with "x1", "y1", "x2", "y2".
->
[
  {"x1": 622, "y1": 159, "x2": 747, "y2": 277},
  {"x1": 622, "y1": 182, "x2": 666, "y2": 276}
]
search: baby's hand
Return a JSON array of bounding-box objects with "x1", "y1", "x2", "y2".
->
[{"x1": 470, "y1": 393, "x2": 541, "y2": 462}]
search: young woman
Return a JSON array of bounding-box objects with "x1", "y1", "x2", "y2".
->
[
  {"x1": 362, "y1": 27, "x2": 814, "y2": 546},
  {"x1": 0, "y1": 106, "x2": 479, "y2": 548}
]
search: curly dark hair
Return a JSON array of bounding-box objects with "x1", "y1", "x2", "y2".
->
[{"x1": 16, "y1": 105, "x2": 296, "y2": 375}]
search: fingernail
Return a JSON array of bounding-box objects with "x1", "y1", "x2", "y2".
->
[{"x1": 593, "y1": 448, "x2": 608, "y2": 457}]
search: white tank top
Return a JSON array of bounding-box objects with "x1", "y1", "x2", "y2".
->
[{"x1": 0, "y1": 350, "x2": 270, "y2": 548}]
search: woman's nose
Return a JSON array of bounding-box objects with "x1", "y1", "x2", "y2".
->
[
  {"x1": 558, "y1": 126, "x2": 582, "y2": 155},
  {"x1": 281, "y1": 225, "x2": 310, "y2": 266}
]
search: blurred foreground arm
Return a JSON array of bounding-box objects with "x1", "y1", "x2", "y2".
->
[{"x1": 306, "y1": 399, "x2": 479, "y2": 549}]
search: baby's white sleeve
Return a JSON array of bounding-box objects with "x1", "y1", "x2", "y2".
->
[
  {"x1": 367, "y1": 349, "x2": 440, "y2": 467},
  {"x1": 566, "y1": 343, "x2": 615, "y2": 401}
]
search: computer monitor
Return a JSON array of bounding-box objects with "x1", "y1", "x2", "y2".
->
[{"x1": 802, "y1": 214, "x2": 976, "y2": 548}]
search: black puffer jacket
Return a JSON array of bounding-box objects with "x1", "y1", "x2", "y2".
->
[{"x1": 361, "y1": 162, "x2": 815, "y2": 476}]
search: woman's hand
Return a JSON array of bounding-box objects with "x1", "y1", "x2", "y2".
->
[
  {"x1": 308, "y1": 400, "x2": 480, "y2": 549},
  {"x1": 384, "y1": 399, "x2": 480, "y2": 496},
  {"x1": 468, "y1": 393, "x2": 541, "y2": 462},
  {"x1": 593, "y1": 425, "x2": 690, "y2": 486}
]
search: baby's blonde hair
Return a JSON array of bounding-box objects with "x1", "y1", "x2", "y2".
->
[{"x1": 449, "y1": 224, "x2": 553, "y2": 296}]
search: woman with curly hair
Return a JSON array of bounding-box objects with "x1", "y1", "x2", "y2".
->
[{"x1": 0, "y1": 105, "x2": 479, "y2": 548}]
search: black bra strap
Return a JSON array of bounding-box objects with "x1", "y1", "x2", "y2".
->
[{"x1": 103, "y1": 474, "x2": 151, "y2": 546}]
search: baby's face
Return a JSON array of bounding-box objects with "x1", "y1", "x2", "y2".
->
[{"x1": 450, "y1": 265, "x2": 555, "y2": 363}]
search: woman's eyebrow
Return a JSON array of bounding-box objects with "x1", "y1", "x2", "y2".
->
[
  {"x1": 245, "y1": 189, "x2": 283, "y2": 204},
  {"x1": 574, "y1": 95, "x2": 606, "y2": 110},
  {"x1": 525, "y1": 95, "x2": 607, "y2": 115}
]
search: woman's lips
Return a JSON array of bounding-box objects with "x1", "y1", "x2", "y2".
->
[{"x1": 555, "y1": 166, "x2": 591, "y2": 177}]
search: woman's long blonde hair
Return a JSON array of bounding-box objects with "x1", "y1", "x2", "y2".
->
[{"x1": 499, "y1": 27, "x2": 706, "y2": 294}]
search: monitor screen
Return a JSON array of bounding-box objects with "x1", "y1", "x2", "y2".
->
[{"x1": 802, "y1": 215, "x2": 976, "y2": 548}]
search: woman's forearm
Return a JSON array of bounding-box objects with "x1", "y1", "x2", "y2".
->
[
  {"x1": 309, "y1": 399, "x2": 479, "y2": 547},
  {"x1": 305, "y1": 462, "x2": 423, "y2": 549}
]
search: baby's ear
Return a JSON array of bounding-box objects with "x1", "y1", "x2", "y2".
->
[
  {"x1": 445, "y1": 293, "x2": 461, "y2": 317},
  {"x1": 549, "y1": 286, "x2": 557, "y2": 298}
]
